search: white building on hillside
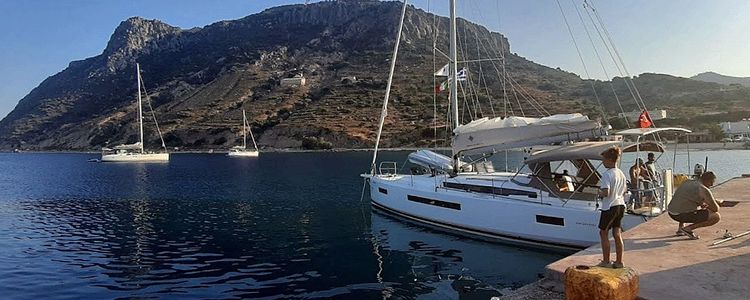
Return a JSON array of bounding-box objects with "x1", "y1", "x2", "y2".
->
[
  {"x1": 720, "y1": 120, "x2": 750, "y2": 138},
  {"x1": 281, "y1": 74, "x2": 306, "y2": 87}
]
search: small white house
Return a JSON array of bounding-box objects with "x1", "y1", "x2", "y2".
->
[
  {"x1": 720, "y1": 120, "x2": 750, "y2": 138},
  {"x1": 281, "y1": 74, "x2": 306, "y2": 87}
]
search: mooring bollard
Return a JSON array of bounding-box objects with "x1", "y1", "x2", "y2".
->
[{"x1": 564, "y1": 265, "x2": 639, "y2": 300}]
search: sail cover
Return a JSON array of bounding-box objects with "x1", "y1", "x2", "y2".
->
[
  {"x1": 113, "y1": 142, "x2": 142, "y2": 150},
  {"x1": 408, "y1": 150, "x2": 453, "y2": 173},
  {"x1": 452, "y1": 113, "x2": 607, "y2": 155}
]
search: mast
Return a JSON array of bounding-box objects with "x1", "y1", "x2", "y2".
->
[
  {"x1": 242, "y1": 110, "x2": 247, "y2": 149},
  {"x1": 449, "y1": 0, "x2": 458, "y2": 131},
  {"x1": 137, "y1": 63, "x2": 144, "y2": 154},
  {"x1": 449, "y1": 0, "x2": 459, "y2": 171}
]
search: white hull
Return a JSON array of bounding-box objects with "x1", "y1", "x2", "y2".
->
[
  {"x1": 227, "y1": 150, "x2": 259, "y2": 157},
  {"x1": 101, "y1": 153, "x2": 170, "y2": 162},
  {"x1": 365, "y1": 173, "x2": 647, "y2": 250}
]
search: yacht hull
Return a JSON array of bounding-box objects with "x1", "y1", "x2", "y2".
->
[
  {"x1": 227, "y1": 151, "x2": 259, "y2": 157},
  {"x1": 101, "y1": 153, "x2": 170, "y2": 162},
  {"x1": 366, "y1": 174, "x2": 646, "y2": 250}
]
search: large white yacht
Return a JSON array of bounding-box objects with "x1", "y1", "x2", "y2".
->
[
  {"x1": 362, "y1": 1, "x2": 691, "y2": 249},
  {"x1": 227, "y1": 109, "x2": 259, "y2": 158}
]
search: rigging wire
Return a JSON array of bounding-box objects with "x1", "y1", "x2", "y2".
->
[
  {"x1": 465, "y1": 1, "x2": 497, "y2": 118},
  {"x1": 586, "y1": 0, "x2": 656, "y2": 129},
  {"x1": 555, "y1": 0, "x2": 609, "y2": 123},
  {"x1": 494, "y1": 0, "x2": 509, "y2": 118},
  {"x1": 139, "y1": 77, "x2": 167, "y2": 151},
  {"x1": 430, "y1": 0, "x2": 439, "y2": 149},
  {"x1": 582, "y1": 1, "x2": 642, "y2": 114},
  {"x1": 580, "y1": 3, "x2": 637, "y2": 127},
  {"x1": 475, "y1": 31, "x2": 496, "y2": 117}
]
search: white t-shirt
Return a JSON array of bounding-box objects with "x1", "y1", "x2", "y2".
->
[{"x1": 599, "y1": 167, "x2": 627, "y2": 210}]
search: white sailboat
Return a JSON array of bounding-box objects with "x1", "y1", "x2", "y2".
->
[
  {"x1": 101, "y1": 63, "x2": 169, "y2": 162},
  {"x1": 362, "y1": 1, "x2": 686, "y2": 249},
  {"x1": 227, "y1": 109, "x2": 259, "y2": 157}
]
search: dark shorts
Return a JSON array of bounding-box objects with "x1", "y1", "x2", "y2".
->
[
  {"x1": 599, "y1": 205, "x2": 625, "y2": 230},
  {"x1": 669, "y1": 210, "x2": 710, "y2": 224}
]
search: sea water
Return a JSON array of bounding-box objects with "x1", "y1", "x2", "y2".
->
[
  {"x1": 0, "y1": 152, "x2": 563, "y2": 299},
  {"x1": 0, "y1": 149, "x2": 747, "y2": 298}
]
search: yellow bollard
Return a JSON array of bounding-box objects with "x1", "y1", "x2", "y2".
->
[{"x1": 564, "y1": 265, "x2": 639, "y2": 300}]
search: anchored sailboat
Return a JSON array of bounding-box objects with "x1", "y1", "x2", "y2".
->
[
  {"x1": 101, "y1": 63, "x2": 169, "y2": 162},
  {"x1": 227, "y1": 109, "x2": 259, "y2": 157},
  {"x1": 362, "y1": 1, "x2": 688, "y2": 249}
]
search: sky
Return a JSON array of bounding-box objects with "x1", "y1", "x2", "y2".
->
[{"x1": 1, "y1": 0, "x2": 749, "y2": 120}]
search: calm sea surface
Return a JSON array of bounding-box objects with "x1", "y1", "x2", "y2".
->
[{"x1": 0, "y1": 149, "x2": 747, "y2": 299}]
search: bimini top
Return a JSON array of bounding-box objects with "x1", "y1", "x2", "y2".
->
[
  {"x1": 617, "y1": 127, "x2": 691, "y2": 136},
  {"x1": 524, "y1": 141, "x2": 665, "y2": 165}
]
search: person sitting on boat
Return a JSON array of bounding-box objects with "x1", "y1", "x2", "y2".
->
[
  {"x1": 644, "y1": 153, "x2": 660, "y2": 185},
  {"x1": 596, "y1": 146, "x2": 627, "y2": 269},
  {"x1": 667, "y1": 171, "x2": 722, "y2": 239},
  {"x1": 554, "y1": 170, "x2": 575, "y2": 192},
  {"x1": 628, "y1": 158, "x2": 654, "y2": 208}
]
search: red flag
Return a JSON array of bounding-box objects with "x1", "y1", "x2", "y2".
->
[{"x1": 638, "y1": 110, "x2": 652, "y2": 128}]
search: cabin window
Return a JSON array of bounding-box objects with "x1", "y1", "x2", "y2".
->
[
  {"x1": 536, "y1": 215, "x2": 564, "y2": 226},
  {"x1": 407, "y1": 195, "x2": 461, "y2": 210},
  {"x1": 378, "y1": 187, "x2": 388, "y2": 194},
  {"x1": 443, "y1": 182, "x2": 537, "y2": 198}
]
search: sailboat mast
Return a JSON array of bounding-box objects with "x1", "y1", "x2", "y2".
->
[
  {"x1": 242, "y1": 110, "x2": 247, "y2": 149},
  {"x1": 449, "y1": 0, "x2": 458, "y2": 131},
  {"x1": 137, "y1": 63, "x2": 144, "y2": 154},
  {"x1": 449, "y1": 0, "x2": 460, "y2": 172}
]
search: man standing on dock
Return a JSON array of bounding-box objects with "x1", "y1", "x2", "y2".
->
[
  {"x1": 668, "y1": 172, "x2": 722, "y2": 239},
  {"x1": 597, "y1": 147, "x2": 628, "y2": 269}
]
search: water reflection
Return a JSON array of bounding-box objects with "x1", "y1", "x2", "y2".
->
[
  {"x1": 7, "y1": 197, "x2": 328, "y2": 298},
  {"x1": 0, "y1": 152, "x2": 574, "y2": 299},
  {"x1": 368, "y1": 210, "x2": 567, "y2": 298}
]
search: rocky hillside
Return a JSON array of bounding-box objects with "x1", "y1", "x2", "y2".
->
[{"x1": 1, "y1": 1, "x2": 748, "y2": 150}]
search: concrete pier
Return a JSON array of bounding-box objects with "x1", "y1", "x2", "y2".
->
[{"x1": 544, "y1": 177, "x2": 750, "y2": 299}]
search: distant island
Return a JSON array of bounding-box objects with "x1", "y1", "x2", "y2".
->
[
  {"x1": 1, "y1": 1, "x2": 749, "y2": 151},
  {"x1": 691, "y1": 71, "x2": 750, "y2": 87}
]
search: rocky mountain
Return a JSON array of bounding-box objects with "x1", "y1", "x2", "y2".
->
[
  {"x1": 1, "y1": 1, "x2": 748, "y2": 151},
  {"x1": 691, "y1": 72, "x2": 750, "y2": 87}
]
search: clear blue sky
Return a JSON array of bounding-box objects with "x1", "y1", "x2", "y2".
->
[{"x1": 1, "y1": 0, "x2": 749, "y2": 120}]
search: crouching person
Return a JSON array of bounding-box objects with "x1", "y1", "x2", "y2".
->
[{"x1": 668, "y1": 171, "x2": 721, "y2": 239}]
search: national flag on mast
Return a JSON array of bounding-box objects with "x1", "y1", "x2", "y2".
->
[
  {"x1": 456, "y1": 68, "x2": 467, "y2": 81},
  {"x1": 638, "y1": 110, "x2": 652, "y2": 128},
  {"x1": 434, "y1": 64, "x2": 449, "y2": 76},
  {"x1": 435, "y1": 80, "x2": 449, "y2": 93}
]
